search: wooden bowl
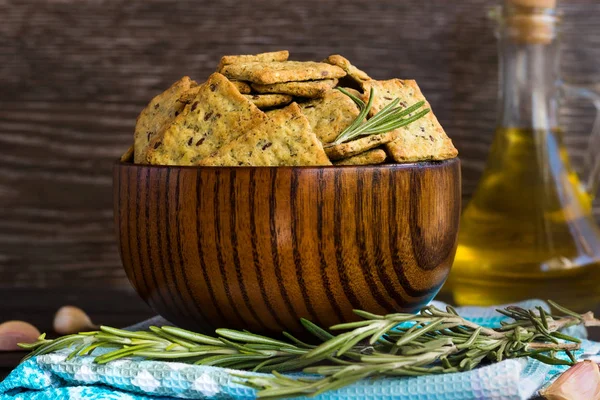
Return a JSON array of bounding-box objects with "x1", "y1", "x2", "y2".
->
[{"x1": 113, "y1": 159, "x2": 461, "y2": 334}]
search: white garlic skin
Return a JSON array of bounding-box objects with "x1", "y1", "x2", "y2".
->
[
  {"x1": 541, "y1": 360, "x2": 600, "y2": 400},
  {"x1": 53, "y1": 306, "x2": 97, "y2": 335},
  {"x1": 0, "y1": 321, "x2": 41, "y2": 351}
]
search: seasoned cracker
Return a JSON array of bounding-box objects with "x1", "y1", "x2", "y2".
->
[
  {"x1": 221, "y1": 61, "x2": 346, "y2": 85},
  {"x1": 146, "y1": 72, "x2": 267, "y2": 165},
  {"x1": 251, "y1": 79, "x2": 338, "y2": 98},
  {"x1": 179, "y1": 80, "x2": 251, "y2": 103},
  {"x1": 177, "y1": 85, "x2": 202, "y2": 104},
  {"x1": 362, "y1": 79, "x2": 458, "y2": 162},
  {"x1": 342, "y1": 88, "x2": 364, "y2": 98},
  {"x1": 231, "y1": 80, "x2": 252, "y2": 94},
  {"x1": 325, "y1": 130, "x2": 400, "y2": 160},
  {"x1": 324, "y1": 54, "x2": 371, "y2": 83},
  {"x1": 243, "y1": 94, "x2": 293, "y2": 109},
  {"x1": 334, "y1": 149, "x2": 387, "y2": 166},
  {"x1": 299, "y1": 89, "x2": 360, "y2": 143},
  {"x1": 217, "y1": 50, "x2": 289, "y2": 71},
  {"x1": 198, "y1": 103, "x2": 331, "y2": 166},
  {"x1": 120, "y1": 145, "x2": 134, "y2": 162},
  {"x1": 134, "y1": 76, "x2": 197, "y2": 164}
]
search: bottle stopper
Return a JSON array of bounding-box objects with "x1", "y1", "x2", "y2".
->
[
  {"x1": 507, "y1": 0, "x2": 556, "y2": 8},
  {"x1": 504, "y1": 0, "x2": 558, "y2": 44}
]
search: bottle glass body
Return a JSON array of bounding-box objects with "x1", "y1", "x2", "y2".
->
[{"x1": 450, "y1": 5, "x2": 600, "y2": 311}]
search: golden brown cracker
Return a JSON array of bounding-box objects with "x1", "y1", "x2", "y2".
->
[
  {"x1": 120, "y1": 146, "x2": 134, "y2": 162},
  {"x1": 231, "y1": 80, "x2": 252, "y2": 94},
  {"x1": 217, "y1": 50, "x2": 289, "y2": 71},
  {"x1": 342, "y1": 88, "x2": 364, "y2": 98},
  {"x1": 385, "y1": 129, "x2": 458, "y2": 162},
  {"x1": 299, "y1": 89, "x2": 361, "y2": 144},
  {"x1": 251, "y1": 79, "x2": 338, "y2": 98},
  {"x1": 146, "y1": 72, "x2": 267, "y2": 165},
  {"x1": 362, "y1": 79, "x2": 458, "y2": 162},
  {"x1": 179, "y1": 80, "x2": 250, "y2": 103},
  {"x1": 198, "y1": 103, "x2": 331, "y2": 166},
  {"x1": 221, "y1": 61, "x2": 346, "y2": 84},
  {"x1": 134, "y1": 76, "x2": 197, "y2": 164},
  {"x1": 334, "y1": 149, "x2": 387, "y2": 166},
  {"x1": 324, "y1": 54, "x2": 371, "y2": 83},
  {"x1": 243, "y1": 94, "x2": 293, "y2": 109},
  {"x1": 325, "y1": 130, "x2": 401, "y2": 160},
  {"x1": 177, "y1": 85, "x2": 201, "y2": 104}
]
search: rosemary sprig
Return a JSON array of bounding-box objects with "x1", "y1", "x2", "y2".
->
[
  {"x1": 19, "y1": 302, "x2": 599, "y2": 399},
  {"x1": 330, "y1": 87, "x2": 430, "y2": 145}
]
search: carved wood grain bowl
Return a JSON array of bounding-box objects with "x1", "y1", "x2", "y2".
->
[{"x1": 113, "y1": 159, "x2": 461, "y2": 334}]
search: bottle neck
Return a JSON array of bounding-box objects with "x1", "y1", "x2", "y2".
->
[{"x1": 497, "y1": 8, "x2": 561, "y2": 130}]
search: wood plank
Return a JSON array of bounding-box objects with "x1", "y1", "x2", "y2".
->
[{"x1": 0, "y1": 0, "x2": 598, "y2": 290}]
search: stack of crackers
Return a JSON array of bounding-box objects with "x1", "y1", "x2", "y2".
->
[{"x1": 126, "y1": 50, "x2": 457, "y2": 167}]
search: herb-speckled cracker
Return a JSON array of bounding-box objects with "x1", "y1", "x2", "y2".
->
[
  {"x1": 178, "y1": 80, "x2": 251, "y2": 104},
  {"x1": 324, "y1": 55, "x2": 371, "y2": 83},
  {"x1": 217, "y1": 50, "x2": 289, "y2": 71},
  {"x1": 231, "y1": 80, "x2": 252, "y2": 94},
  {"x1": 178, "y1": 85, "x2": 202, "y2": 104},
  {"x1": 334, "y1": 149, "x2": 387, "y2": 166},
  {"x1": 325, "y1": 130, "x2": 401, "y2": 160},
  {"x1": 299, "y1": 89, "x2": 360, "y2": 144},
  {"x1": 134, "y1": 76, "x2": 197, "y2": 164},
  {"x1": 198, "y1": 103, "x2": 331, "y2": 166},
  {"x1": 243, "y1": 94, "x2": 293, "y2": 109},
  {"x1": 342, "y1": 88, "x2": 364, "y2": 98},
  {"x1": 146, "y1": 72, "x2": 267, "y2": 165},
  {"x1": 362, "y1": 79, "x2": 458, "y2": 162},
  {"x1": 221, "y1": 61, "x2": 346, "y2": 85},
  {"x1": 120, "y1": 146, "x2": 134, "y2": 162},
  {"x1": 251, "y1": 79, "x2": 338, "y2": 98}
]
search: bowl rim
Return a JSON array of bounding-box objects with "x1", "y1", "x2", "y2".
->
[{"x1": 115, "y1": 157, "x2": 460, "y2": 170}]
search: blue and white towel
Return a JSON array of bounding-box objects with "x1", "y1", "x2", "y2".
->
[{"x1": 1, "y1": 300, "x2": 598, "y2": 400}]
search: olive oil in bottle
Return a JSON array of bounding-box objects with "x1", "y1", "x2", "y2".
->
[{"x1": 450, "y1": 0, "x2": 600, "y2": 311}]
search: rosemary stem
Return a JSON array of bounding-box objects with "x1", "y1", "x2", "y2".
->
[
  {"x1": 18, "y1": 301, "x2": 599, "y2": 399},
  {"x1": 527, "y1": 342, "x2": 580, "y2": 351},
  {"x1": 331, "y1": 88, "x2": 429, "y2": 145}
]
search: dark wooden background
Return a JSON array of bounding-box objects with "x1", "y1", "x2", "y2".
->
[{"x1": 0, "y1": 0, "x2": 598, "y2": 379}]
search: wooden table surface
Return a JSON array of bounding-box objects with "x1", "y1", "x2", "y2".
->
[{"x1": 0, "y1": 287, "x2": 154, "y2": 380}]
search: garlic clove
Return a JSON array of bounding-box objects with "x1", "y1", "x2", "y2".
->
[
  {"x1": 53, "y1": 306, "x2": 98, "y2": 335},
  {"x1": 540, "y1": 360, "x2": 600, "y2": 400},
  {"x1": 0, "y1": 321, "x2": 41, "y2": 351}
]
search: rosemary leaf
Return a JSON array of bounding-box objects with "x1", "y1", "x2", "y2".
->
[
  {"x1": 528, "y1": 353, "x2": 574, "y2": 366},
  {"x1": 548, "y1": 300, "x2": 585, "y2": 321},
  {"x1": 299, "y1": 318, "x2": 335, "y2": 341},
  {"x1": 550, "y1": 331, "x2": 582, "y2": 343},
  {"x1": 353, "y1": 309, "x2": 385, "y2": 320},
  {"x1": 281, "y1": 332, "x2": 314, "y2": 348},
  {"x1": 216, "y1": 329, "x2": 296, "y2": 348},
  {"x1": 162, "y1": 326, "x2": 224, "y2": 346},
  {"x1": 369, "y1": 321, "x2": 403, "y2": 345}
]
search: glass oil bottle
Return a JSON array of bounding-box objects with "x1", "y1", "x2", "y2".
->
[{"x1": 450, "y1": 0, "x2": 600, "y2": 311}]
